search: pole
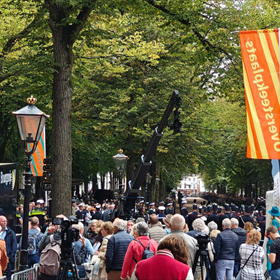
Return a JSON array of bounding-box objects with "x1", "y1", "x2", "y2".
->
[
  {"x1": 119, "y1": 171, "x2": 123, "y2": 194},
  {"x1": 19, "y1": 156, "x2": 32, "y2": 271}
]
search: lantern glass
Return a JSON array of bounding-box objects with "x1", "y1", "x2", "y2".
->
[
  {"x1": 16, "y1": 114, "x2": 47, "y2": 143},
  {"x1": 113, "y1": 150, "x2": 128, "y2": 171},
  {"x1": 13, "y1": 103, "x2": 49, "y2": 155}
]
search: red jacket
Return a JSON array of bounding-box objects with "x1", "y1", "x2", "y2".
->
[
  {"x1": 134, "y1": 250, "x2": 191, "y2": 280},
  {"x1": 121, "y1": 236, "x2": 157, "y2": 278}
]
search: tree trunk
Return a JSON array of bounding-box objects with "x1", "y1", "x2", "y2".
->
[
  {"x1": 101, "y1": 175, "x2": 105, "y2": 190},
  {"x1": 51, "y1": 25, "x2": 73, "y2": 217},
  {"x1": 92, "y1": 174, "x2": 98, "y2": 193},
  {"x1": 84, "y1": 177, "x2": 89, "y2": 198},
  {"x1": 46, "y1": 1, "x2": 94, "y2": 217}
]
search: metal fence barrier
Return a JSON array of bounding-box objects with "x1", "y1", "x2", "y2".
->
[
  {"x1": 33, "y1": 264, "x2": 40, "y2": 280},
  {"x1": 0, "y1": 276, "x2": 7, "y2": 280},
  {"x1": 11, "y1": 267, "x2": 37, "y2": 280}
]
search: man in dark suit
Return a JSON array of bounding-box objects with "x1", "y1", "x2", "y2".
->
[
  {"x1": 238, "y1": 205, "x2": 254, "y2": 229},
  {"x1": 188, "y1": 200, "x2": 199, "y2": 231},
  {"x1": 218, "y1": 203, "x2": 232, "y2": 231},
  {"x1": 166, "y1": 203, "x2": 174, "y2": 215},
  {"x1": 148, "y1": 203, "x2": 157, "y2": 215},
  {"x1": 92, "y1": 205, "x2": 102, "y2": 220},
  {"x1": 207, "y1": 203, "x2": 220, "y2": 225},
  {"x1": 180, "y1": 200, "x2": 188, "y2": 223}
]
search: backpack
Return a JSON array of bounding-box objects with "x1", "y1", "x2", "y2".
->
[
  {"x1": 27, "y1": 231, "x2": 40, "y2": 255},
  {"x1": 133, "y1": 240, "x2": 154, "y2": 262},
  {"x1": 39, "y1": 235, "x2": 61, "y2": 276}
]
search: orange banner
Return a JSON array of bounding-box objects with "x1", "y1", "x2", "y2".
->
[
  {"x1": 28, "y1": 128, "x2": 46, "y2": 176},
  {"x1": 240, "y1": 29, "x2": 280, "y2": 159}
]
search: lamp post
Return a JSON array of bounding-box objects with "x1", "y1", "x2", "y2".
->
[
  {"x1": 113, "y1": 149, "x2": 128, "y2": 194},
  {"x1": 12, "y1": 95, "x2": 49, "y2": 271}
]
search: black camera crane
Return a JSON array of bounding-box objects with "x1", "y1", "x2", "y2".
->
[{"x1": 118, "y1": 90, "x2": 182, "y2": 219}]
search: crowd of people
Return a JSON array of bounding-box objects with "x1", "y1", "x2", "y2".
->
[{"x1": 1, "y1": 195, "x2": 280, "y2": 280}]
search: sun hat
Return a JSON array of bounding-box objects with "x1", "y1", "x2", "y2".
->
[
  {"x1": 163, "y1": 214, "x2": 173, "y2": 227},
  {"x1": 269, "y1": 206, "x2": 280, "y2": 217}
]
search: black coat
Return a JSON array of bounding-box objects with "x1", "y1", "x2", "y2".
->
[
  {"x1": 238, "y1": 214, "x2": 254, "y2": 229},
  {"x1": 231, "y1": 227, "x2": 247, "y2": 261},
  {"x1": 188, "y1": 211, "x2": 199, "y2": 231},
  {"x1": 92, "y1": 211, "x2": 102, "y2": 220},
  {"x1": 207, "y1": 212, "x2": 220, "y2": 225}
]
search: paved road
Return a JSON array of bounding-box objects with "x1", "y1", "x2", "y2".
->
[{"x1": 176, "y1": 196, "x2": 207, "y2": 213}]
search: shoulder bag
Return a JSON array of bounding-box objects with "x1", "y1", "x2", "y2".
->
[{"x1": 236, "y1": 245, "x2": 258, "y2": 280}]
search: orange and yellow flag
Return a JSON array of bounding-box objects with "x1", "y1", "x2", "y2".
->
[
  {"x1": 27, "y1": 128, "x2": 46, "y2": 176},
  {"x1": 240, "y1": 29, "x2": 280, "y2": 159}
]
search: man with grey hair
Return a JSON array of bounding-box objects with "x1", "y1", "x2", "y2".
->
[
  {"x1": 230, "y1": 217, "x2": 247, "y2": 277},
  {"x1": 106, "y1": 219, "x2": 134, "y2": 280},
  {"x1": 160, "y1": 214, "x2": 197, "y2": 268},
  {"x1": 214, "y1": 218, "x2": 238, "y2": 280}
]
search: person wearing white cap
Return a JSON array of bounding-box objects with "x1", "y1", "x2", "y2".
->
[
  {"x1": 180, "y1": 200, "x2": 188, "y2": 223},
  {"x1": 76, "y1": 203, "x2": 86, "y2": 223},
  {"x1": 157, "y1": 206, "x2": 166, "y2": 223},
  {"x1": 166, "y1": 202, "x2": 174, "y2": 215},
  {"x1": 148, "y1": 203, "x2": 157, "y2": 215},
  {"x1": 92, "y1": 205, "x2": 102, "y2": 220}
]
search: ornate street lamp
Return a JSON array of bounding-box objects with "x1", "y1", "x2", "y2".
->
[
  {"x1": 113, "y1": 149, "x2": 128, "y2": 194},
  {"x1": 12, "y1": 95, "x2": 49, "y2": 270}
]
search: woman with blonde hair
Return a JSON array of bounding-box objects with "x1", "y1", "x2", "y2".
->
[
  {"x1": 239, "y1": 230, "x2": 265, "y2": 279},
  {"x1": 91, "y1": 221, "x2": 114, "y2": 280},
  {"x1": 244, "y1": 221, "x2": 254, "y2": 235}
]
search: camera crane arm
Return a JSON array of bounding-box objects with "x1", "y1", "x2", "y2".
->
[{"x1": 125, "y1": 90, "x2": 182, "y2": 197}]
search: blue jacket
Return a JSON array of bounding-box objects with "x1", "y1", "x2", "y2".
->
[
  {"x1": 105, "y1": 230, "x2": 134, "y2": 272},
  {"x1": 4, "y1": 227, "x2": 17, "y2": 263},
  {"x1": 214, "y1": 228, "x2": 238, "y2": 262}
]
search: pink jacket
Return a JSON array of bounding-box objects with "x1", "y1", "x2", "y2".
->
[{"x1": 121, "y1": 236, "x2": 158, "y2": 278}]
